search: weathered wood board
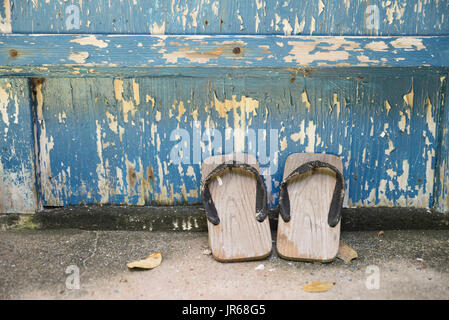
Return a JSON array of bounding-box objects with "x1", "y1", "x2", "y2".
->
[
  {"x1": 434, "y1": 78, "x2": 449, "y2": 214},
  {"x1": 0, "y1": 0, "x2": 448, "y2": 215},
  {"x1": 31, "y1": 70, "x2": 444, "y2": 211},
  {"x1": 0, "y1": 78, "x2": 37, "y2": 213},
  {"x1": 5, "y1": 0, "x2": 449, "y2": 36},
  {"x1": 1, "y1": 35, "x2": 449, "y2": 79}
]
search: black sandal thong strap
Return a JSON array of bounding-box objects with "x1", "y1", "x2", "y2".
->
[
  {"x1": 200, "y1": 160, "x2": 268, "y2": 225},
  {"x1": 279, "y1": 160, "x2": 345, "y2": 228}
]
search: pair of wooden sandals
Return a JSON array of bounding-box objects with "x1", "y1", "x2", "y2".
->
[{"x1": 201, "y1": 153, "x2": 344, "y2": 262}]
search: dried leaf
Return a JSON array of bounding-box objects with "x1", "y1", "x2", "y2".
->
[
  {"x1": 417, "y1": 262, "x2": 427, "y2": 270},
  {"x1": 377, "y1": 231, "x2": 384, "y2": 238},
  {"x1": 337, "y1": 242, "x2": 358, "y2": 263},
  {"x1": 127, "y1": 252, "x2": 162, "y2": 270},
  {"x1": 302, "y1": 281, "x2": 335, "y2": 293}
]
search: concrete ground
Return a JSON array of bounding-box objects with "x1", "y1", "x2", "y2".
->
[{"x1": 0, "y1": 229, "x2": 448, "y2": 300}]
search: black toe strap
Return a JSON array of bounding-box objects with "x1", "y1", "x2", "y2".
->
[
  {"x1": 201, "y1": 160, "x2": 268, "y2": 225},
  {"x1": 279, "y1": 160, "x2": 345, "y2": 227}
]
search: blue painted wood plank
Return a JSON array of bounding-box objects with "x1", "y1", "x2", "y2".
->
[
  {"x1": 434, "y1": 75, "x2": 449, "y2": 213},
  {"x1": 0, "y1": 78, "x2": 37, "y2": 213},
  {"x1": 0, "y1": 0, "x2": 11, "y2": 33},
  {"x1": 8, "y1": 0, "x2": 449, "y2": 36},
  {"x1": 1, "y1": 35, "x2": 448, "y2": 78},
  {"x1": 34, "y1": 71, "x2": 444, "y2": 210}
]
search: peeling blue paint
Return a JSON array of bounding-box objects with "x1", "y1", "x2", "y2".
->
[
  {"x1": 9, "y1": 0, "x2": 449, "y2": 36},
  {"x1": 0, "y1": 35, "x2": 448, "y2": 75},
  {"x1": 434, "y1": 75, "x2": 449, "y2": 213},
  {"x1": 1, "y1": 0, "x2": 449, "y2": 215},
  {"x1": 33, "y1": 72, "x2": 445, "y2": 210},
  {"x1": 0, "y1": 78, "x2": 37, "y2": 213}
]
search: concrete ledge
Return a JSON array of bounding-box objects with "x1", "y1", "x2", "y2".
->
[
  {"x1": 10, "y1": 206, "x2": 447, "y2": 231},
  {"x1": 340, "y1": 208, "x2": 449, "y2": 230},
  {"x1": 32, "y1": 206, "x2": 208, "y2": 232},
  {"x1": 0, "y1": 214, "x2": 20, "y2": 230}
]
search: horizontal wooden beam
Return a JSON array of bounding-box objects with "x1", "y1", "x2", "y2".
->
[
  {"x1": 1, "y1": 35, "x2": 448, "y2": 77},
  {"x1": 7, "y1": 0, "x2": 449, "y2": 36}
]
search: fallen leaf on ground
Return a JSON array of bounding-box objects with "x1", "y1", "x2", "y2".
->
[
  {"x1": 302, "y1": 281, "x2": 335, "y2": 293},
  {"x1": 127, "y1": 252, "x2": 162, "y2": 270},
  {"x1": 337, "y1": 242, "x2": 358, "y2": 263},
  {"x1": 417, "y1": 262, "x2": 427, "y2": 270},
  {"x1": 377, "y1": 231, "x2": 384, "y2": 238}
]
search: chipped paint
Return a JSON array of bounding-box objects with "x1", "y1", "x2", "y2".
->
[
  {"x1": 309, "y1": 17, "x2": 315, "y2": 35},
  {"x1": 305, "y1": 121, "x2": 316, "y2": 153},
  {"x1": 145, "y1": 94, "x2": 155, "y2": 106},
  {"x1": 282, "y1": 19, "x2": 292, "y2": 36},
  {"x1": 294, "y1": 16, "x2": 305, "y2": 34},
  {"x1": 105, "y1": 112, "x2": 118, "y2": 133},
  {"x1": 0, "y1": 78, "x2": 37, "y2": 213},
  {"x1": 385, "y1": 100, "x2": 392, "y2": 115},
  {"x1": 3, "y1": 63, "x2": 445, "y2": 213},
  {"x1": 0, "y1": 161, "x2": 36, "y2": 213},
  {"x1": 318, "y1": 0, "x2": 325, "y2": 16},
  {"x1": 280, "y1": 136, "x2": 287, "y2": 151},
  {"x1": 150, "y1": 21, "x2": 166, "y2": 35},
  {"x1": 398, "y1": 111, "x2": 406, "y2": 132},
  {"x1": 0, "y1": 85, "x2": 9, "y2": 127},
  {"x1": 95, "y1": 120, "x2": 109, "y2": 203},
  {"x1": 285, "y1": 38, "x2": 360, "y2": 65},
  {"x1": 403, "y1": 83, "x2": 414, "y2": 107},
  {"x1": 391, "y1": 37, "x2": 425, "y2": 51},
  {"x1": 291, "y1": 119, "x2": 305, "y2": 144},
  {"x1": 114, "y1": 78, "x2": 137, "y2": 123},
  {"x1": 5, "y1": 1, "x2": 449, "y2": 37},
  {"x1": 425, "y1": 97, "x2": 436, "y2": 137},
  {"x1": 132, "y1": 79, "x2": 140, "y2": 105},
  {"x1": 301, "y1": 90, "x2": 311, "y2": 111},
  {"x1": 212, "y1": 94, "x2": 259, "y2": 152},
  {"x1": 397, "y1": 160, "x2": 409, "y2": 192},
  {"x1": 1, "y1": 35, "x2": 449, "y2": 72},
  {"x1": 332, "y1": 93, "x2": 340, "y2": 119},
  {"x1": 68, "y1": 51, "x2": 89, "y2": 64},
  {"x1": 386, "y1": 0, "x2": 406, "y2": 25},
  {"x1": 0, "y1": 0, "x2": 11, "y2": 33},
  {"x1": 70, "y1": 35, "x2": 108, "y2": 48},
  {"x1": 364, "y1": 41, "x2": 389, "y2": 52}
]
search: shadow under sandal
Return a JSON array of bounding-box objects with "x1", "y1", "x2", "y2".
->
[
  {"x1": 276, "y1": 153, "x2": 345, "y2": 262},
  {"x1": 201, "y1": 153, "x2": 272, "y2": 262}
]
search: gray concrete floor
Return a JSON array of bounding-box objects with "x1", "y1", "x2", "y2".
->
[{"x1": 0, "y1": 229, "x2": 448, "y2": 299}]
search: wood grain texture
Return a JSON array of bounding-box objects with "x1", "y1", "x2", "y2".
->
[
  {"x1": 9, "y1": 0, "x2": 449, "y2": 36},
  {"x1": 202, "y1": 153, "x2": 272, "y2": 262},
  {"x1": 0, "y1": 78, "x2": 37, "y2": 213},
  {"x1": 30, "y1": 73, "x2": 444, "y2": 210},
  {"x1": 276, "y1": 153, "x2": 343, "y2": 262},
  {"x1": 1, "y1": 35, "x2": 449, "y2": 79},
  {"x1": 434, "y1": 76, "x2": 449, "y2": 213}
]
